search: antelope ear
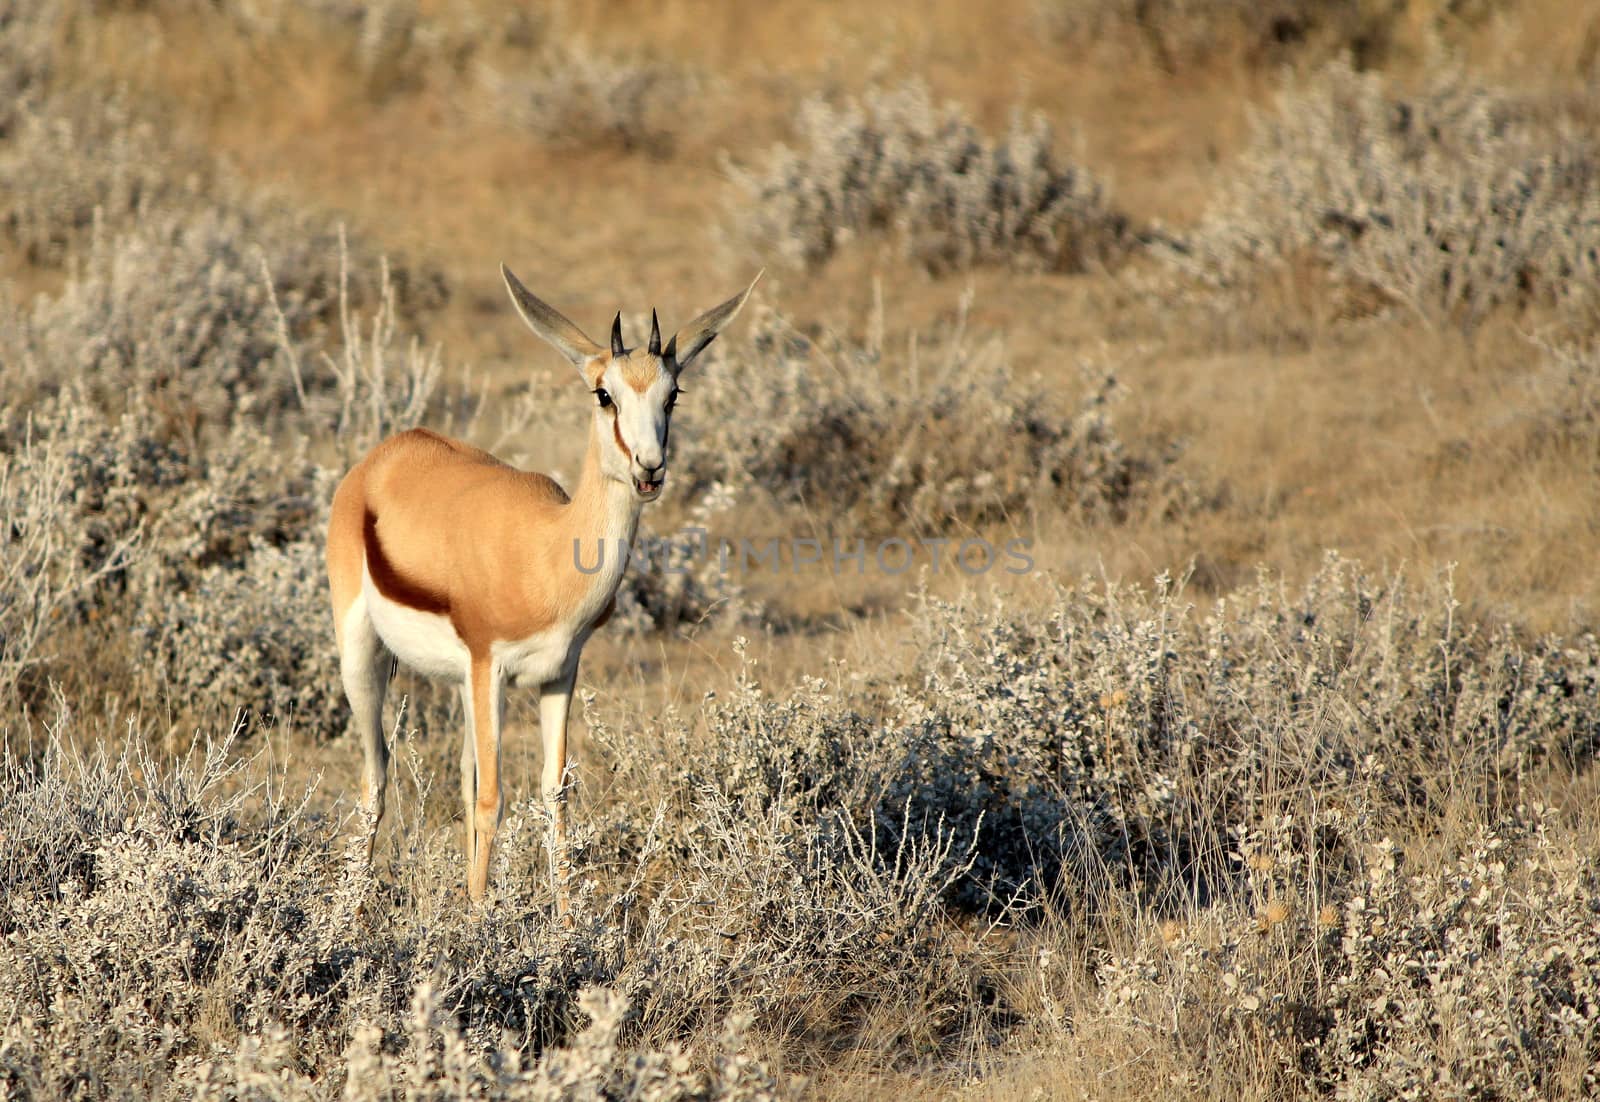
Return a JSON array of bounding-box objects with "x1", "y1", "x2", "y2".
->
[
  {"x1": 501, "y1": 263, "x2": 604, "y2": 369},
  {"x1": 664, "y1": 270, "x2": 763, "y2": 374}
]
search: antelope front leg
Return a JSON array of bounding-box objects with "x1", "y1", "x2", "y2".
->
[
  {"x1": 459, "y1": 682, "x2": 478, "y2": 878},
  {"x1": 466, "y1": 656, "x2": 504, "y2": 903},
  {"x1": 539, "y1": 668, "x2": 578, "y2": 920}
]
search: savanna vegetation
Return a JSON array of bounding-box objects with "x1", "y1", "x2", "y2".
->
[{"x1": 3, "y1": 0, "x2": 1600, "y2": 1097}]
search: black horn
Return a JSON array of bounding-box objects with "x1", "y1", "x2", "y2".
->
[
  {"x1": 648, "y1": 309, "x2": 661, "y2": 356},
  {"x1": 611, "y1": 312, "x2": 626, "y2": 358}
]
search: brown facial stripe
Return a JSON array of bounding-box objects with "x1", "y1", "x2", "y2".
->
[
  {"x1": 363, "y1": 508, "x2": 450, "y2": 615},
  {"x1": 611, "y1": 415, "x2": 632, "y2": 461}
]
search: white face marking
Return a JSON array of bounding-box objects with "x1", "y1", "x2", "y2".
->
[{"x1": 595, "y1": 355, "x2": 677, "y2": 501}]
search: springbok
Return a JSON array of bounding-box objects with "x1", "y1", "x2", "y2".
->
[{"x1": 326, "y1": 264, "x2": 761, "y2": 911}]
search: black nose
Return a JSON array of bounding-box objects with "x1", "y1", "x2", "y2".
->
[{"x1": 635, "y1": 455, "x2": 663, "y2": 475}]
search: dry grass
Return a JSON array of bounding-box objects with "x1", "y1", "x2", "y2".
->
[{"x1": 4, "y1": 0, "x2": 1600, "y2": 1097}]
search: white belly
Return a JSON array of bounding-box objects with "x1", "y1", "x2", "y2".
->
[
  {"x1": 494, "y1": 629, "x2": 583, "y2": 688},
  {"x1": 362, "y1": 567, "x2": 470, "y2": 681},
  {"x1": 360, "y1": 564, "x2": 588, "y2": 687}
]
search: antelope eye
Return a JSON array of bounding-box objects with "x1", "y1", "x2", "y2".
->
[{"x1": 595, "y1": 387, "x2": 613, "y2": 409}]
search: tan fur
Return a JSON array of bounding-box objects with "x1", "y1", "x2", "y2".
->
[
  {"x1": 328, "y1": 427, "x2": 616, "y2": 656},
  {"x1": 330, "y1": 268, "x2": 761, "y2": 916},
  {"x1": 328, "y1": 421, "x2": 632, "y2": 914}
]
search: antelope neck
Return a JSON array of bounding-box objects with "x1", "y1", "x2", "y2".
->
[{"x1": 559, "y1": 420, "x2": 643, "y2": 566}]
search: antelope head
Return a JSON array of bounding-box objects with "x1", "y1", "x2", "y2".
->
[{"x1": 500, "y1": 264, "x2": 762, "y2": 502}]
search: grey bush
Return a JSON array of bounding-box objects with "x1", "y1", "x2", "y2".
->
[
  {"x1": 0, "y1": 94, "x2": 217, "y2": 267},
  {"x1": 1095, "y1": 808, "x2": 1600, "y2": 1098},
  {"x1": 730, "y1": 82, "x2": 1133, "y2": 274},
  {"x1": 1032, "y1": 0, "x2": 1471, "y2": 70},
  {"x1": 1171, "y1": 62, "x2": 1600, "y2": 334},
  {"x1": 0, "y1": 0, "x2": 59, "y2": 137},
  {"x1": 669, "y1": 302, "x2": 1178, "y2": 535},
  {"x1": 477, "y1": 49, "x2": 692, "y2": 155},
  {"x1": 0, "y1": 406, "x2": 147, "y2": 706},
  {"x1": 142, "y1": 536, "x2": 344, "y2": 736},
  {"x1": 0, "y1": 210, "x2": 461, "y2": 733},
  {"x1": 5, "y1": 550, "x2": 1600, "y2": 1095},
  {"x1": 607, "y1": 555, "x2": 1600, "y2": 915},
  {"x1": 906, "y1": 555, "x2": 1600, "y2": 908},
  {"x1": 0, "y1": 696, "x2": 988, "y2": 1097},
  {"x1": 8, "y1": 208, "x2": 334, "y2": 426},
  {"x1": 0, "y1": 393, "x2": 339, "y2": 725}
]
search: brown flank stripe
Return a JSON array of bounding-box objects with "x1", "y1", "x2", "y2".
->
[{"x1": 363, "y1": 508, "x2": 451, "y2": 615}]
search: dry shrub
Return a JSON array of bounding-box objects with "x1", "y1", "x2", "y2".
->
[
  {"x1": 1033, "y1": 0, "x2": 1503, "y2": 70},
  {"x1": 335, "y1": 986, "x2": 782, "y2": 1102},
  {"x1": 1172, "y1": 61, "x2": 1600, "y2": 335},
  {"x1": 0, "y1": 728, "x2": 623, "y2": 1097},
  {"x1": 3, "y1": 554, "x2": 1599, "y2": 1094},
  {"x1": 576, "y1": 655, "x2": 1006, "y2": 1055},
  {"x1": 0, "y1": 93, "x2": 218, "y2": 267},
  {"x1": 477, "y1": 49, "x2": 693, "y2": 156},
  {"x1": 141, "y1": 529, "x2": 345, "y2": 737},
  {"x1": 0, "y1": 394, "x2": 338, "y2": 729},
  {"x1": 670, "y1": 301, "x2": 1179, "y2": 536},
  {"x1": 8, "y1": 208, "x2": 342, "y2": 426},
  {"x1": 730, "y1": 82, "x2": 1133, "y2": 274},
  {"x1": 592, "y1": 551, "x2": 1600, "y2": 1064},
  {"x1": 0, "y1": 223, "x2": 468, "y2": 736},
  {"x1": 0, "y1": 409, "x2": 145, "y2": 707},
  {"x1": 0, "y1": 699, "x2": 986, "y2": 1096},
  {"x1": 1309, "y1": 814, "x2": 1600, "y2": 1094},
  {"x1": 911, "y1": 555, "x2": 1599, "y2": 909},
  {"x1": 604, "y1": 556, "x2": 1600, "y2": 916},
  {"x1": 0, "y1": 397, "x2": 194, "y2": 708},
  {"x1": 0, "y1": 0, "x2": 63, "y2": 137},
  {"x1": 1093, "y1": 811, "x2": 1600, "y2": 1097}
]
